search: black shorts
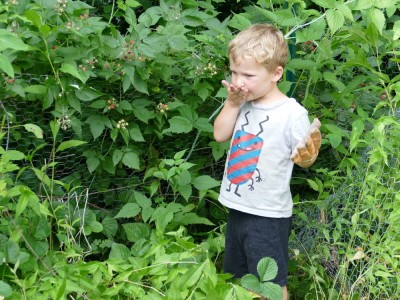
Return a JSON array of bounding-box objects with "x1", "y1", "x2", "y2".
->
[{"x1": 223, "y1": 209, "x2": 292, "y2": 286}]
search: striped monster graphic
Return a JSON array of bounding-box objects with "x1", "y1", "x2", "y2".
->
[{"x1": 226, "y1": 111, "x2": 269, "y2": 197}]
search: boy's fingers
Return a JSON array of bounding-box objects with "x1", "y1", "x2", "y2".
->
[
  {"x1": 297, "y1": 145, "x2": 311, "y2": 160},
  {"x1": 310, "y1": 118, "x2": 321, "y2": 130},
  {"x1": 310, "y1": 128, "x2": 322, "y2": 150},
  {"x1": 291, "y1": 142, "x2": 309, "y2": 163},
  {"x1": 221, "y1": 80, "x2": 230, "y2": 90},
  {"x1": 305, "y1": 136, "x2": 316, "y2": 154}
]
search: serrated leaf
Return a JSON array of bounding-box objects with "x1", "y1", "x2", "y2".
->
[
  {"x1": 24, "y1": 85, "x2": 47, "y2": 94},
  {"x1": 194, "y1": 118, "x2": 213, "y2": 132},
  {"x1": 122, "y1": 223, "x2": 150, "y2": 242},
  {"x1": 151, "y1": 203, "x2": 182, "y2": 232},
  {"x1": 102, "y1": 216, "x2": 118, "y2": 238},
  {"x1": 311, "y1": 0, "x2": 335, "y2": 8},
  {"x1": 0, "y1": 53, "x2": 14, "y2": 77},
  {"x1": 369, "y1": 8, "x2": 385, "y2": 35},
  {"x1": 326, "y1": 9, "x2": 344, "y2": 34},
  {"x1": 132, "y1": 105, "x2": 154, "y2": 124},
  {"x1": 109, "y1": 243, "x2": 130, "y2": 259},
  {"x1": 174, "y1": 149, "x2": 187, "y2": 160},
  {"x1": 257, "y1": 257, "x2": 278, "y2": 282},
  {"x1": 326, "y1": 133, "x2": 342, "y2": 149},
  {"x1": 60, "y1": 63, "x2": 84, "y2": 82},
  {"x1": 0, "y1": 29, "x2": 30, "y2": 51},
  {"x1": 177, "y1": 169, "x2": 192, "y2": 186},
  {"x1": 56, "y1": 140, "x2": 86, "y2": 152},
  {"x1": 114, "y1": 203, "x2": 141, "y2": 218},
  {"x1": 112, "y1": 149, "x2": 124, "y2": 166},
  {"x1": 180, "y1": 260, "x2": 206, "y2": 289},
  {"x1": 23, "y1": 123, "x2": 43, "y2": 139},
  {"x1": 168, "y1": 35, "x2": 189, "y2": 51},
  {"x1": 336, "y1": 3, "x2": 354, "y2": 21},
  {"x1": 172, "y1": 212, "x2": 214, "y2": 226},
  {"x1": 129, "y1": 124, "x2": 145, "y2": 142},
  {"x1": 75, "y1": 87, "x2": 104, "y2": 101},
  {"x1": 228, "y1": 13, "x2": 252, "y2": 30},
  {"x1": 287, "y1": 59, "x2": 318, "y2": 70},
  {"x1": 393, "y1": 20, "x2": 400, "y2": 40},
  {"x1": 141, "y1": 207, "x2": 154, "y2": 223},
  {"x1": 134, "y1": 191, "x2": 151, "y2": 208},
  {"x1": 32, "y1": 167, "x2": 51, "y2": 188},
  {"x1": 241, "y1": 274, "x2": 262, "y2": 294},
  {"x1": 164, "y1": 116, "x2": 193, "y2": 134},
  {"x1": 226, "y1": 285, "x2": 253, "y2": 300},
  {"x1": 25, "y1": 10, "x2": 42, "y2": 28},
  {"x1": 1, "y1": 150, "x2": 25, "y2": 161},
  {"x1": 0, "y1": 280, "x2": 12, "y2": 297},
  {"x1": 307, "y1": 179, "x2": 319, "y2": 191},
  {"x1": 90, "y1": 120, "x2": 105, "y2": 140},
  {"x1": 87, "y1": 156, "x2": 100, "y2": 173},
  {"x1": 323, "y1": 71, "x2": 346, "y2": 92},
  {"x1": 193, "y1": 175, "x2": 220, "y2": 191},
  {"x1": 132, "y1": 70, "x2": 148, "y2": 94},
  {"x1": 88, "y1": 221, "x2": 103, "y2": 233},
  {"x1": 17, "y1": 187, "x2": 40, "y2": 217},
  {"x1": 259, "y1": 283, "x2": 283, "y2": 300},
  {"x1": 349, "y1": 119, "x2": 365, "y2": 152},
  {"x1": 122, "y1": 152, "x2": 140, "y2": 169}
]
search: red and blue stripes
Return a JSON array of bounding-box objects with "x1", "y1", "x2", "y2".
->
[{"x1": 227, "y1": 130, "x2": 263, "y2": 185}]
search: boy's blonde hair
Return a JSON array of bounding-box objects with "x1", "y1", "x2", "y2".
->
[{"x1": 228, "y1": 24, "x2": 288, "y2": 72}]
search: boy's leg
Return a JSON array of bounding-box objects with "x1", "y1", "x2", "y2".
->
[
  {"x1": 223, "y1": 209, "x2": 248, "y2": 278},
  {"x1": 243, "y1": 215, "x2": 292, "y2": 287}
]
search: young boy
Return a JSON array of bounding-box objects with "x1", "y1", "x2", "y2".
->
[{"x1": 214, "y1": 24, "x2": 321, "y2": 299}]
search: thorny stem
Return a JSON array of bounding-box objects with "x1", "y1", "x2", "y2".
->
[
  {"x1": 284, "y1": 0, "x2": 356, "y2": 39},
  {"x1": 10, "y1": 218, "x2": 57, "y2": 276}
]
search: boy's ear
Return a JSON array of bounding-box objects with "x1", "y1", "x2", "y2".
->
[{"x1": 272, "y1": 66, "x2": 284, "y2": 82}]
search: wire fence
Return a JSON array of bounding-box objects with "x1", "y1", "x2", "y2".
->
[
  {"x1": 291, "y1": 109, "x2": 400, "y2": 298},
  {"x1": 2, "y1": 70, "x2": 400, "y2": 298}
]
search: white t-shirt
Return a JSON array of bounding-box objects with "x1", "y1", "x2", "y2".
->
[{"x1": 218, "y1": 98, "x2": 310, "y2": 218}]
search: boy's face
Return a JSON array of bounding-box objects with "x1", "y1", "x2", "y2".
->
[{"x1": 229, "y1": 56, "x2": 283, "y2": 102}]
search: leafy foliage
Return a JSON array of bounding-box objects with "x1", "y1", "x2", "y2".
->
[{"x1": 0, "y1": 0, "x2": 399, "y2": 299}]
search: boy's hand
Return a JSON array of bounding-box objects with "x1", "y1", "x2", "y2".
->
[
  {"x1": 291, "y1": 118, "x2": 322, "y2": 168},
  {"x1": 222, "y1": 80, "x2": 248, "y2": 106}
]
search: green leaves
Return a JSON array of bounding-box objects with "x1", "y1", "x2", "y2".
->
[
  {"x1": 349, "y1": 119, "x2": 365, "y2": 152},
  {"x1": 241, "y1": 257, "x2": 283, "y2": 300},
  {"x1": 114, "y1": 203, "x2": 141, "y2": 219},
  {"x1": 0, "y1": 29, "x2": 30, "y2": 52},
  {"x1": 193, "y1": 175, "x2": 220, "y2": 191},
  {"x1": 60, "y1": 63, "x2": 85, "y2": 83},
  {"x1": 324, "y1": 123, "x2": 348, "y2": 149},
  {"x1": 0, "y1": 280, "x2": 12, "y2": 298},
  {"x1": 0, "y1": 53, "x2": 14, "y2": 77},
  {"x1": 326, "y1": 9, "x2": 344, "y2": 34},
  {"x1": 56, "y1": 140, "x2": 86, "y2": 152},
  {"x1": 311, "y1": 0, "x2": 335, "y2": 8},
  {"x1": 121, "y1": 151, "x2": 139, "y2": 169},
  {"x1": 163, "y1": 112, "x2": 213, "y2": 134}
]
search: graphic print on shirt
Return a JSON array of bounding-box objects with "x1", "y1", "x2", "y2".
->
[{"x1": 226, "y1": 111, "x2": 269, "y2": 197}]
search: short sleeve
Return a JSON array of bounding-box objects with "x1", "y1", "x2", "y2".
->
[{"x1": 290, "y1": 113, "x2": 311, "y2": 151}]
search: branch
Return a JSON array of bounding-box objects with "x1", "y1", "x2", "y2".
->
[{"x1": 284, "y1": 0, "x2": 356, "y2": 39}]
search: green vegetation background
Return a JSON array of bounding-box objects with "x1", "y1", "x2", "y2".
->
[{"x1": 0, "y1": 0, "x2": 399, "y2": 299}]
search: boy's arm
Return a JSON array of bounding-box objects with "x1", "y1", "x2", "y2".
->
[
  {"x1": 213, "y1": 80, "x2": 248, "y2": 142},
  {"x1": 291, "y1": 118, "x2": 322, "y2": 168}
]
